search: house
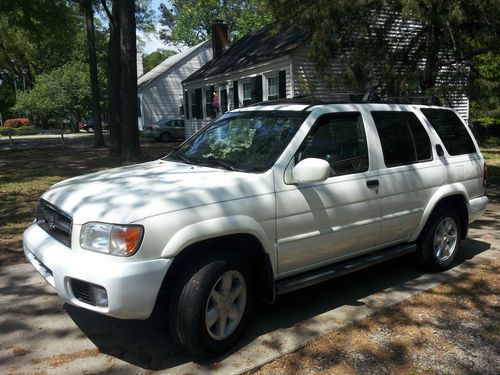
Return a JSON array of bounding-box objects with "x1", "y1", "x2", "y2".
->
[
  {"x1": 137, "y1": 40, "x2": 212, "y2": 130},
  {"x1": 182, "y1": 23, "x2": 469, "y2": 137}
]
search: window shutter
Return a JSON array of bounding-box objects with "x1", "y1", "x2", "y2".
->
[
  {"x1": 233, "y1": 80, "x2": 239, "y2": 109},
  {"x1": 251, "y1": 75, "x2": 263, "y2": 103},
  {"x1": 194, "y1": 88, "x2": 203, "y2": 119},
  {"x1": 183, "y1": 91, "x2": 190, "y2": 119},
  {"x1": 278, "y1": 70, "x2": 286, "y2": 99}
]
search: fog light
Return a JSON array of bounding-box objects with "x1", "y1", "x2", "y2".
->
[{"x1": 91, "y1": 285, "x2": 109, "y2": 307}]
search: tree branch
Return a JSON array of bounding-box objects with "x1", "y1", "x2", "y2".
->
[{"x1": 100, "y1": 0, "x2": 112, "y2": 21}]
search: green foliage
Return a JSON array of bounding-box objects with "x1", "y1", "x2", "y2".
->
[
  {"x1": 159, "y1": 0, "x2": 274, "y2": 46},
  {"x1": 470, "y1": 52, "x2": 500, "y2": 128},
  {"x1": 143, "y1": 49, "x2": 177, "y2": 73},
  {"x1": 271, "y1": 0, "x2": 499, "y2": 97},
  {"x1": 3, "y1": 118, "x2": 30, "y2": 128},
  {"x1": 14, "y1": 62, "x2": 91, "y2": 120}
]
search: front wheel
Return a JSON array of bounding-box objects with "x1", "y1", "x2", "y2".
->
[
  {"x1": 417, "y1": 205, "x2": 462, "y2": 271},
  {"x1": 169, "y1": 256, "x2": 254, "y2": 357}
]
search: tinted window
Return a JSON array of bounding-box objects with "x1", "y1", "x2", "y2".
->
[
  {"x1": 297, "y1": 113, "x2": 368, "y2": 176},
  {"x1": 421, "y1": 109, "x2": 476, "y2": 155},
  {"x1": 372, "y1": 111, "x2": 432, "y2": 167}
]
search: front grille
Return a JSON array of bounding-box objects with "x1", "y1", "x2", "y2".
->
[
  {"x1": 70, "y1": 279, "x2": 95, "y2": 306},
  {"x1": 37, "y1": 199, "x2": 72, "y2": 247}
]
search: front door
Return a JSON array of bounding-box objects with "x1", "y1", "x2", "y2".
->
[{"x1": 275, "y1": 112, "x2": 382, "y2": 277}]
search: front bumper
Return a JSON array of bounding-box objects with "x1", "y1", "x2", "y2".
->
[{"x1": 23, "y1": 223, "x2": 172, "y2": 319}]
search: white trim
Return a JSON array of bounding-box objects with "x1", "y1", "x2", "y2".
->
[{"x1": 264, "y1": 72, "x2": 279, "y2": 101}]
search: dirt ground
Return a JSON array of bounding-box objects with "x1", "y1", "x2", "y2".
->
[{"x1": 248, "y1": 193, "x2": 500, "y2": 375}]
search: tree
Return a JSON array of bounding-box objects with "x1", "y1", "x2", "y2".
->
[
  {"x1": 81, "y1": 0, "x2": 105, "y2": 147},
  {"x1": 159, "y1": 0, "x2": 273, "y2": 47},
  {"x1": 14, "y1": 62, "x2": 91, "y2": 126},
  {"x1": 0, "y1": 1, "x2": 78, "y2": 94},
  {"x1": 270, "y1": 0, "x2": 499, "y2": 97},
  {"x1": 101, "y1": 0, "x2": 123, "y2": 156},
  {"x1": 118, "y1": 0, "x2": 143, "y2": 160},
  {"x1": 143, "y1": 48, "x2": 177, "y2": 73}
]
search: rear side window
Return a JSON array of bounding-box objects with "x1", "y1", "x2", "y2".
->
[
  {"x1": 372, "y1": 111, "x2": 432, "y2": 167},
  {"x1": 420, "y1": 109, "x2": 476, "y2": 155},
  {"x1": 296, "y1": 112, "x2": 368, "y2": 177}
]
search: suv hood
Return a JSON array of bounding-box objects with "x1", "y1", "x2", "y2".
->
[{"x1": 41, "y1": 160, "x2": 273, "y2": 224}]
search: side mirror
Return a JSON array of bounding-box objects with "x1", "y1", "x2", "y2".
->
[{"x1": 290, "y1": 158, "x2": 331, "y2": 184}]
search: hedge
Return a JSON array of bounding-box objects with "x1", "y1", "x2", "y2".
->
[{"x1": 3, "y1": 118, "x2": 31, "y2": 128}]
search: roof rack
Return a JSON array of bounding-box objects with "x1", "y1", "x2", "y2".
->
[
  {"x1": 250, "y1": 97, "x2": 323, "y2": 106},
  {"x1": 249, "y1": 95, "x2": 443, "y2": 108}
]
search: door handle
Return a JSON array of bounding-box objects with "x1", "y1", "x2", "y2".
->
[{"x1": 366, "y1": 179, "x2": 379, "y2": 188}]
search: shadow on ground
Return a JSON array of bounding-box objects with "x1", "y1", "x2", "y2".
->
[{"x1": 65, "y1": 238, "x2": 491, "y2": 370}]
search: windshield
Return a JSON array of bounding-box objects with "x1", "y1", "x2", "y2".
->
[{"x1": 165, "y1": 110, "x2": 307, "y2": 172}]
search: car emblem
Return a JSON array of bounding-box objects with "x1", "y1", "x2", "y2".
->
[{"x1": 47, "y1": 213, "x2": 56, "y2": 229}]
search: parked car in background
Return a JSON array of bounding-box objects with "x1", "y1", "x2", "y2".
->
[
  {"x1": 78, "y1": 120, "x2": 94, "y2": 132},
  {"x1": 142, "y1": 118, "x2": 185, "y2": 142}
]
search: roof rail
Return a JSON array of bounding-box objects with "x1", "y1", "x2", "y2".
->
[
  {"x1": 250, "y1": 97, "x2": 324, "y2": 106},
  {"x1": 384, "y1": 96, "x2": 442, "y2": 106},
  {"x1": 249, "y1": 95, "x2": 443, "y2": 108}
]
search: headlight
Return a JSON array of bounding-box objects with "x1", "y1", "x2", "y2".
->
[{"x1": 80, "y1": 222, "x2": 143, "y2": 256}]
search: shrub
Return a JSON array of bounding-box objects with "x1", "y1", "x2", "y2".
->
[{"x1": 4, "y1": 118, "x2": 30, "y2": 128}]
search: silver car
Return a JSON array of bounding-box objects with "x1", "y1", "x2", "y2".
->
[{"x1": 142, "y1": 118, "x2": 185, "y2": 142}]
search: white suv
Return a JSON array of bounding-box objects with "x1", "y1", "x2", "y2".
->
[{"x1": 24, "y1": 100, "x2": 488, "y2": 357}]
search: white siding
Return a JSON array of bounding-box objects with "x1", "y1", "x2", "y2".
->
[
  {"x1": 291, "y1": 44, "x2": 353, "y2": 101},
  {"x1": 138, "y1": 45, "x2": 212, "y2": 130}
]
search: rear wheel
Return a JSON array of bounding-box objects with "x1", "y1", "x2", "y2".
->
[
  {"x1": 160, "y1": 132, "x2": 171, "y2": 142},
  {"x1": 417, "y1": 205, "x2": 462, "y2": 271},
  {"x1": 169, "y1": 254, "x2": 254, "y2": 357}
]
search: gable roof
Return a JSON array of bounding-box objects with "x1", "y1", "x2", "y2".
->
[
  {"x1": 138, "y1": 40, "x2": 211, "y2": 90},
  {"x1": 183, "y1": 24, "x2": 309, "y2": 84}
]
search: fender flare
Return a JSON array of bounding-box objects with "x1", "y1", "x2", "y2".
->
[
  {"x1": 160, "y1": 215, "x2": 276, "y2": 274},
  {"x1": 409, "y1": 183, "x2": 470, "y2": 242}
]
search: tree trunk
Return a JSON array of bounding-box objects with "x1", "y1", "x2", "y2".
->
[
  {"x1": 82, "y1": 0, "x2": 105, "y2": 147},
  {"x1": 118, "y1": 0, "x2": 143, "y2": 160},
  {"x1": 106, "y1": 0, "x2": 123, "y2": 156}
]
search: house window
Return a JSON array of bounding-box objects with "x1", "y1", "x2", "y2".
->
[
  {"x1": 204, "y1": 88, "x2": 213, "y2": 118},
  {"x1": 242, "y1": 82, "x2": 252, "y2": 106},
  {"x1": 267, "y1": 76, "x2": 278, "y2": 100}
]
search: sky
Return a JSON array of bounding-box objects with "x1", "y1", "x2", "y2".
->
[{"x1": 140, "y1": 0, "x2": 174, "y2": 54}]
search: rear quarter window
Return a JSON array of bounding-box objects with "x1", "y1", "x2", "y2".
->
[
  {"x1": 371, "y1": 111, "x2": 432, "y2": 167},
  {"x1": 420, "y1": 109, "x2": 477, "y2": 155}
]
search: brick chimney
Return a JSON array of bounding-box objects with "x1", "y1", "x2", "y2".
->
[{"x1": 211, "y1": 20, "x2": 229, "y2": 58}]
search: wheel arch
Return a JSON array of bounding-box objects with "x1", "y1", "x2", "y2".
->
[
  {"x1": 159, "y1": 217, "x2": 276, "y2": 304},
  {"x1": 410, "y1": 185, "x2": 470, "y2": 242}
]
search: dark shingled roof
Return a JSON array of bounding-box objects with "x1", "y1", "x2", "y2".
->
[{"x1": 183, "y1": 24, "x2": 309, "y2": 84}]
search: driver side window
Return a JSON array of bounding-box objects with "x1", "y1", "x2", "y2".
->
[{"x1": 296, "y1": 112, "x2": 369, "y2": 177}]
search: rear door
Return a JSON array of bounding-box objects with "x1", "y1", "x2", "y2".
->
[{"x1": 371, "y1": 110, "x2": 444, "y2": 246}]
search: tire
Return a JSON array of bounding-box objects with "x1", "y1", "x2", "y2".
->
[
  {"x1": 416, "y1": 205, "x2": 462, "y2": 271},
  {"x1": 160, "y1": 132, "x2": 171, "y2": 142},
  {"x1": 169, "y1": 254, "x2": 254, "y2": 357}
]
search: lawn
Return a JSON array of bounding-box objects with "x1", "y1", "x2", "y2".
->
[
  {"x1": 0, "y1": 137, "x2": 499, "y2": 265},
  {"x1": 0, "y1": 137, "x2": 179, "y2": 265}
]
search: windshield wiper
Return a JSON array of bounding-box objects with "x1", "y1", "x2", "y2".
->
[
  {"x1": 202, "y1": 157, "x2": 239, "y2": 171},
  {"x1": 168, "y1": 154, "x2": 193, "y2": 165}
]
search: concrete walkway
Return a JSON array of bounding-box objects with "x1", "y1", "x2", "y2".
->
[{"x1": 1, "y1": 223, "x2": 498, "y2": 374}]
